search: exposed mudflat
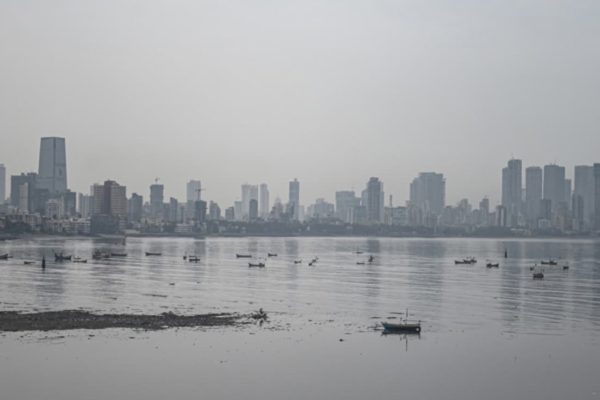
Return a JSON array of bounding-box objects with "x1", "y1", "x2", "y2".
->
[{"x1": 0, "y1": 310, "x2": 248, "y2": 332}]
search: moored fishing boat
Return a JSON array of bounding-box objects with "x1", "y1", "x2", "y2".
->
[
  {"x1": 236, "y1": 254, "x2": 252, "y2": 258},
  {"x1": 248, "y1": 262, "x2": 265, "y2": 268},
  {"x1": 382, "y1": 310, "x2": 421, "y2": 334},
  {"x1": 145, "y1": 252, "x2": 162, "y2": 256},
  {"x1": 54, "y1": 253, "x2": 72, "y2": 261}
]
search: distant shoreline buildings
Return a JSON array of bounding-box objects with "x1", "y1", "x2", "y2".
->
[{"x1": 1, "y1": 137, "x2": 600, "y2": 237}]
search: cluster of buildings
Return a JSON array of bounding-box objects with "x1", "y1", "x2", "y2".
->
[
  {"x1": 499, "y1": 159, "x2": 600, "y2": 232},
  {"x1": 1, "y1": 138, "x2": 599, "y2": 236}
]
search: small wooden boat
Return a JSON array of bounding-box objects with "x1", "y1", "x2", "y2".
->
[
  {"x1": 486, "y1": 262, "x2": 499, "y2": 268},
  {"x1": 382, "y1": 321, "x2": 422, "y2": 334},
  {"x1": 110, "y1": 253, "x2": 127, "y2": 257},
  {"x1": 24, "y1": 261, "x2": 35, "y2": 265},
  {"x1": 465, "y1": 257, "x2": 477, "y2": 264},
  {"x1": 267, "y1": 253, "x2": 277, "y2": 257},
  {"x1": 562, "y1": 265, "x2": 569, "y2": 270},
  {"x1": 293, "y1": 260, "x2": 302, "y2": 264},
  {"x1": 533, "y1": 271, "x2": 544, "y2": 279},
  {"x1": 368, "y1": 255, "x2": 375, "y2": 263},
  {"x1": 54, "y1": 253, "x2": 72, "y2": 261},
  {"x1": 73, "y1": 257, "x2": 88, "y2": 263},
  {"x1": 248, "y1": 262, "x2": 265, "y2": 268},
  {"x1": 541, "y1": 260, "x2": 557, "y2": 266},
  {"x1": 236, "y1": 254, "x2": 252, "y2": 258},
  {"x1": 0, "y1": 253, "x2": 9, "y2": 260},
  {"x1": 530, "y1": 266, "x2": 535, "y2": 271},
  {"x1": 354, "y1": 251, "x2": 364, "y2": 255},
  {"x1": 145, "y1": 252, "x2": 162, "y2": 256},
  {"x1": 455, "y1": 260, "x2": 468, "y2": 265},
  {"x1": 382, "y1": 310, "x2": 421, "y2": 334},
  {"x1": 356, "y1": 261, "x2": 366, "y2": 265},
  {"x1": 188, "y1": 256, "x2": 200, "y2": 262}
]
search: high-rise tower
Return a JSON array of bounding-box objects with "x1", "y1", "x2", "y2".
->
[
  {"x1": 0, "y1": 163, "x2": 5, "y2": 203},
  {"x1": 501, "y1": 159, "x2": 522, "y2": 226},
  {"x1": 38, "y1": 137, "x2": 67, "y2": 194},
  {"x1": 289, "y1": 179, "x2": 300, "y2": 220},
  {"x1": 525, "y1": 166, "x2": 542, "y2": 224}
]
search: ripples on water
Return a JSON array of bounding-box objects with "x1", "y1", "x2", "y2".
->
[{"x1": 1, "y1": 237, "x2": 599, "y2": 336}]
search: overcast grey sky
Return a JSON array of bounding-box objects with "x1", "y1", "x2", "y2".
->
[{"x1": 1, "y1": 0, "x2": 599, "y2": 207}]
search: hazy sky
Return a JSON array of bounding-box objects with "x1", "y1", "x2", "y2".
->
[{"x1": 1, "y1": 0, "x2": 599, "y2": 208}]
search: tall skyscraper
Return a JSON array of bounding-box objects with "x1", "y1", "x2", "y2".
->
[
  {"x1": 0, "y1": 164, "x2": 5, "y2": 203},
  {"x1": 409, "y1": 172, "x2": 445, "y2": 216},
  {"x1": 10, "y1": 172, "x2": 38, "y2": 212},
  {"x1": 501, "y1": 159, "x2": 522, "y2": 226},
  {"x1": 574, "y1": 165, "x2": 595, "y2": 227},
  {"x1": 92, "y1": 180, "x2": 127, "y2": 217},
  {"x1": 259, "y1": 183, "x2": 270, "y2": 218},
  {"x1": 543, "y1": 164, "x2": 566, "y2": 213},
  {"x1": 249, "y1": 199, "x2": 259, "y2": 220},
  {"x1": 365, "y1": 177, "x2": 384, "y2": 223},
  {"x1": 208, "y1": 201, "x2": 221, "y2": 220},
  {"x1": 37, "y1": 137, "x2": 67, "y2": 194},
  {"x1": 525, "y1": 166, "x2": 542, "y2": 224},
  {"x1": 78, "y1": 193, "x2": 93, "y2": 218},
  {"x1": 150, "y1": 184, "x2": 164, "y2": 219},
  {"x1": 241, "y1": 184, "x2": 258, "y2": 220},
  {"x1": 594, "y1": 163, "x2": 600, "y2": 230},
  {"x1": 185, "y1": 180, "x2": 202, "y2": 220},
  {"x1": 128, "y1": 193, "x2": 143, "y2": 222},
  {"x1": 186, "y1": 180, "x2": 202, "y2": 202},
  {"x1": 335, "y1": 190, "x2": 360, "y2": 223},
  {"x1": 289, "y1": 179, "x2": 300, "y2": 220}
]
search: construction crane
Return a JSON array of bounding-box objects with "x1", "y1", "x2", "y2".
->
[{"x1": 195, "y1": 187, "x2": 206, "y2": 201}]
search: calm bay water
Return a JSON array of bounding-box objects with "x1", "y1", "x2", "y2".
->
[{"x1": 1, "y1": 236, "x2": 599, "y2": 399}]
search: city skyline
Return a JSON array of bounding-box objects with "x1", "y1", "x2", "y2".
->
[
  {"x1": 3, "y1": 136, "x2": 598, "y2": 210},
  {"x1": 2, "y1": 1, "x2": 599, "y2": 208},
  {"x1": 2, "y1": 136, "x2": 599, "y2": 217}
]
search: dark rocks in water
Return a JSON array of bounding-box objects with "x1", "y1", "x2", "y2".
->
[{"x1": 0, "y1": 310, "x2": 245, "y2": 332}]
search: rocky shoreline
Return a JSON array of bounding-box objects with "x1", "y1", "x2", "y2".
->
[{"x1": 0, "y1": 310, "x2": 252, "y2": 332}]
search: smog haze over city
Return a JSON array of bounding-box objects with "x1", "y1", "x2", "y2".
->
[
  {"x1": 2, "y1": 0, "x2": 599, "y2": 206},
  {"x1": 2, "y1": 2, "x2": 600, "y2": 400}
]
